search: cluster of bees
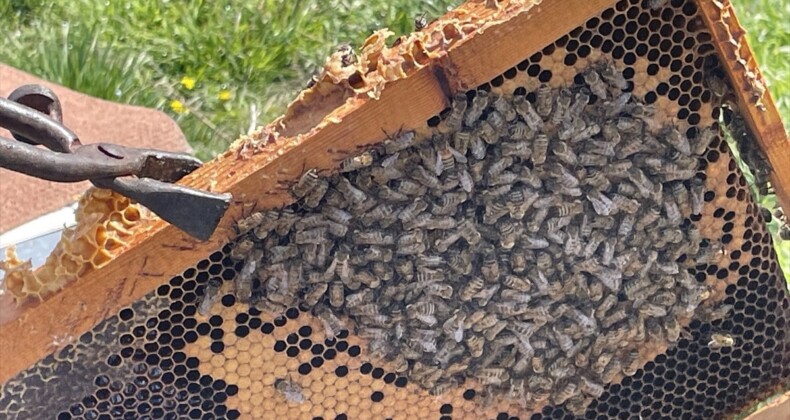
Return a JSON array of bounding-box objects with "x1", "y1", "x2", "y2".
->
[
  {"x1": 771, "y1": 207, "x2": 790, "y2": 241},
  {"x1": 218, "y1": 61, "x2": 723, "y2": 414}
]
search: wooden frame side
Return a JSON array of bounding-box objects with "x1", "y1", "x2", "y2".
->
[
  {"x1": 695, "y1": 0, "x2": 790, "y2": 210},
  {"x1": 0, "y1": 0, "x2": 612, "y2": 383}
]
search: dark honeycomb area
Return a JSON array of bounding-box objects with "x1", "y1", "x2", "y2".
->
[{"x1": 1, "y1": 0, "x2": 788, "y2": 419}]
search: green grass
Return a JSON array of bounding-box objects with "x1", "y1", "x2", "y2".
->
[
  {"x1": 1, "y1": 0, "x2": 458, "y2": 159},
  {"x1": 735, "y1": 0, "x2": 790, "y2": 123}
]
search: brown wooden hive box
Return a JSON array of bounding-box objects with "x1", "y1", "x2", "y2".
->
[{"x1": 1, "y1": 0, "x2": 788, "y2": 419}]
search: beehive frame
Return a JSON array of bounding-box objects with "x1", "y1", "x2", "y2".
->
[{"x1": 1, "y1": 0, "x2": 788, "y2": 419}]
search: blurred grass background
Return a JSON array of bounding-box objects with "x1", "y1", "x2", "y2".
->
[
  {"x1": 0, "y1": 0, "x2": 460, "y2": 159},
  {"x1": 0, "y1": 0, "x2": 788, "y2": 415},
  {"x1": 0, "y1": 0, "x2": 785, "y2": 156}
]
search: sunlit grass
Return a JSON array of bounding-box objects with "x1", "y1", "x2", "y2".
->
[
  {"x1": 1, "y1": 0, "x2": 458, "y2": 160},
  {"x1": 735, "y1": 0, "x2": 790, "y2": 125}
]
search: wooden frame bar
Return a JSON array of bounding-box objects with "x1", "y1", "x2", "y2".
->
[{"x1": 695, "y1": 0, "x2": 790, "y2": 210}]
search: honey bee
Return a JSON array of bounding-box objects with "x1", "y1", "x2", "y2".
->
[
  {"x1": 548, "y1": 357, "x2": 575, "y2": 380},
  {"x1": 600, "y1": 62, "x2": 629, "y2": 91},
  {"x1": 235, "y1": 211, "x2": 266, "y2": 235},
  {"x1": 304, "y1": 282, "x2": 328, "y2": 307},
  {"x1": 662, "y1": 127, "x2": 692, "y2": 156},
  {"x1": 328, "y1": 282, "x2": 345, "y2": 308},
  {"x1": 439, "y1": 95, "x2": 469, "y2": 135},
  {"x1": 692, "y1": 126, "x2": 717, "y2": 156},
  {"x1": 615, "y1": 138, "x2": 645, "y2": 159},
  {"x1": 601, "y1": 307, "x2": 628, "y2": 329},
  {"x1": 411, "y1": 165, "x2": 442, "y2": 189},
  {"x1": 315, "y1": 305, "x2": 346, "y2": 340},
  {"x1": 611, "y1": 193, "x2": 640, "y2": 214},
  {"x1": 621, "y1": 349, "x2": 641, "y2": 376},
  {"x1": 550, "y1": 88, "x2": 573, "y2": 126},
  {"x1": 352, "y1": 230, "x2": 394, "y2": 246},
  {"x1": 553, "y1": 328, "x2": 574, "y2": 355},
  {"x1": 429, "y1": 380, "x2": 458, "y2": 396},
  {"x1": 459, "y1": 277, "x2": 485, "y2": 302},
  {"x1": 586, "y1": 189, "x2": 615, "y2": 216},
  {"x1": 486, "y1": 110, "x2": 507, "y2": 137},
  {"x1": 552, "y1": 380, "x2": 577, "y2": 405},
  {"x1": 230, "y1": 237, "x2": 255, "y2": 260},
  {"x1": 532, "y1": 133, "x2": 549, "y2": 165},
  {"x1": 275, "y1": 376, "x2": 305, "y2": 404},
  {"x1": 336, "y1": 43, "x2": 356, "y2": 67},
  {"x1": 552, "y1": 140, "x2": 578, "y2": 166},
  {"x1": 496, "y1": 219, "x2": 518, "y2": 249},
  {"x1": 627, "y1": 167, "x2": 655, "y2": 199},
  {"x1": 637, "y1": 302, "x2": 667, "y2": 318},
  {"x1": 663, "y1": 318, "x2": 682, "y2": 343},
  {"x1": 235, "y1": 250, "x2": 259, "y2": 303},
  {"x1": 501, "y1": 139, "x2": 533, "y2": 158},
  {"x1": 371, "y1": 166, "x2": 406, "y2": 187},
  {"x1": 291, "y1": 168, "x2": 321, "y2": 199},
  {"x1": 469, "y1": 133, "x2": 487, "y2": 160},
  {"x1": 198, "y1": 278, "x2": 222, "y2": 317},
  {"x1": 251, "y1": 215, "x2": 277, "y2": 241},
  {"x1": 708, "y1": 333, "x2": 736, "y2": 349},
  {"x1": 603, "y1": 91, "x2": 633, "y2": 118},
  {"x1": 566, "y1": 91, "x2": 590, "y2": 119},
  {"x1": 411, "y1": 11, "x2": 429, "y2": 30},
  {"x1": 535, "y1": 83, "x2": 553, "y2": 117},
  {"x1": 465, "y1": 333, "x2": 485, "y2": 358},
  {"x1": 471, "y1": 312, "x2": 499, "y2": 333},
  {"x1": 566, "y1": 394, "x2": 593, "y2": 417},
  {"x1": 569, "y1": 121, "x2": 601, "y2": 144},
  {"x1": 600, "y1": 358, "x2": 621, "y2": 383},
  {"x1": 339, "y1": 151, "x2": 374, "y2": 173},
  {"x1": 294, "y1": 226, "x2": 328, "y2": 244},
  {"x1": 385, "y1": 130, "x2": 416, "y2": 154},
  {"x1": 583, "y1": 69, "x2": 608, "y2": 100},
  {"x1": 484, "y1": 320, "x2": 509, "y2": 341},
  {"x1": 433, "y1": 191, "x2": 468, "y2": 215},
  {"x1": 483, "y1": 199, "x2": 509, "y2": 225},
  {"x1": 457, "y1": 168, "x2": 474, "y2": 193},
  {"x1": 438, "y1": 314, "x2": 465, "y2": 345},
  {"x1": 514, "y1": 94, "x2": 544, "y2": 131},
  {"x1": 303, "y1": 178, "x2": 329, "y2": 208},
  {"x1": 590, "y1": 351, "x2": 613, "y2": 376},
  {"x1": 452, "y1": 129, "x2": 472, "y2": 154},
  {"x1": 407, "y1": 300, "x2": 438, "y2": 325},
  {"x1": 409, "y1": 329, "x2": 438, "y2": 353},
  {"x1": 464, "y1": 90, "x2": 489, "y2": 128},
  {"x1": 475, "y1": 368, "x2": 509, "y2": 386}
]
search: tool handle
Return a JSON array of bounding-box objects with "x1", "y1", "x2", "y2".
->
[
  {"x1": 0, "y1": 136, "x2": 141, "y2": 182},
  {"x1": 0, "y1": 97, "x2": 79, "y2": 153}
]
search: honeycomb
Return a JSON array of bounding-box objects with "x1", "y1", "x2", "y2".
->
[
  {"x1": 0, "y1": 188, "x2": 146, "y2": 302},
  {"x1": 1, "y1": 0, "x2": 788, "y2": 419}
]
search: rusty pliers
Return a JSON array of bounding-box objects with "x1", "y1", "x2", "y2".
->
[{"x1": 0, "y1": 84, "x2": 232, "y2": 241}]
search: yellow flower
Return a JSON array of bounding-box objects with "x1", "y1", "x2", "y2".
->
[
  {"x1": 218, "y1": 89, "x2": 232, "y2": 101},
  {"x1": 180, "y1": 76, "x2": 196, "y2": 90},
  {"x1": 169, "y1": 99, "x2": 186, "y2": 114}
]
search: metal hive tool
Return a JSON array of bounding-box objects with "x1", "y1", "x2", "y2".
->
[{"x1": 0, "y1": 0, "x2": 788, "y2": 419}]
